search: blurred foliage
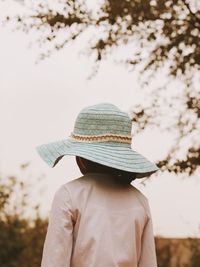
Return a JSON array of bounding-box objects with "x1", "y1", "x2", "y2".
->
[
  {"x1": 0, "y1": 174, "x2": 47, "y2": 267},
  {"x1": 2, "y1": 0, "x2": 200, "y2": 176},
  {"x1": 189, "y1": 237, "x2": 200, "y2": 267},
  {"x1": 155, "y1": 238, "x2": 171, "y2": 267},
  {"x1": 155, "y1": 237, "x2": 200, "y2": 267}
]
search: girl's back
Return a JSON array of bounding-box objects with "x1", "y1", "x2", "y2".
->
[{"x1": 41, "y1": 173, "x2": 157, "y2": 267}]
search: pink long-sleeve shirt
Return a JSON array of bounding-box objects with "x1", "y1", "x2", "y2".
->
[{"x1": 41, "y1": 172, "x2": 158, "y2": 267}]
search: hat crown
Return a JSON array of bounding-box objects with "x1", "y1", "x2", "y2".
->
[{"x1": 73, "y1": 103, "x2": 132, "y2": 137}]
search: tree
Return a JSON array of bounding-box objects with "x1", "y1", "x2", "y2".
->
[
  {"x1": 4, "y1": 0, "x2": 200, "y2": 176},
  {"x1": 0, "y1": 172, "x2": 47, "y2": 267}
]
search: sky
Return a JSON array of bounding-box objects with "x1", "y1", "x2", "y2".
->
[{"x1": 0, "y1": 0, "x2": 200, "y2": 238}]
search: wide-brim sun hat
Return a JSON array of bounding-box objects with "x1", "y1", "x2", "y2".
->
[{"x1": 36, "y1": 103, "x2": 159, "y2": 178}]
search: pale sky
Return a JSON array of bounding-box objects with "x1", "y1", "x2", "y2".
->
[{"x1": 0, "y1": 1, "x2": 200, "y2": 238}]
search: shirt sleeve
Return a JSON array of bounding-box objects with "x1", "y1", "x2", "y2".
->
[
  {"x1": 41, "y1": 185, "x2": 74, "y2": 267},
  {"x1": 138, "y1": 201, "x2": 158, "y2": 267}
]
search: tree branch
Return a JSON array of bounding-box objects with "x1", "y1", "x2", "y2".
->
[{"x1": 182, "y1": 0, "x2": 196, "y2": 16}]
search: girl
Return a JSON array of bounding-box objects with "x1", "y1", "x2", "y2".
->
[{"x1": 37, "y1": 103, "x2": 159, "y2": 267}]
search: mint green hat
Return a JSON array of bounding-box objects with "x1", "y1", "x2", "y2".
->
[{"x1": 36, "y1": 103, "x2": 159, "y2": 178}]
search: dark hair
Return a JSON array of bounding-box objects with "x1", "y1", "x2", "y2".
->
[{"x1": 76, "y1": 156, "x2": 137, "y2": 182}]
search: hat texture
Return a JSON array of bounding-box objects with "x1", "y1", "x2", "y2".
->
[{"x1": 36, "y1": 103, "x2": 159, "y2": 178}]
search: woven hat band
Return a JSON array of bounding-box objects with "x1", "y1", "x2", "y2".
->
[{"x1": 70, "y1": 133, "x2": 132, "y2": 144}]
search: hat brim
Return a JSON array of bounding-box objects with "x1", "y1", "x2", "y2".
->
[{"x1": 36, "y1": 139, "x2": 159, "y2": 179}]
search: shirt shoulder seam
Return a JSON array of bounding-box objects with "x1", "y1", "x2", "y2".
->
[{"x1": 132, "y1": 186, "x2": 150, "y2": 220}]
